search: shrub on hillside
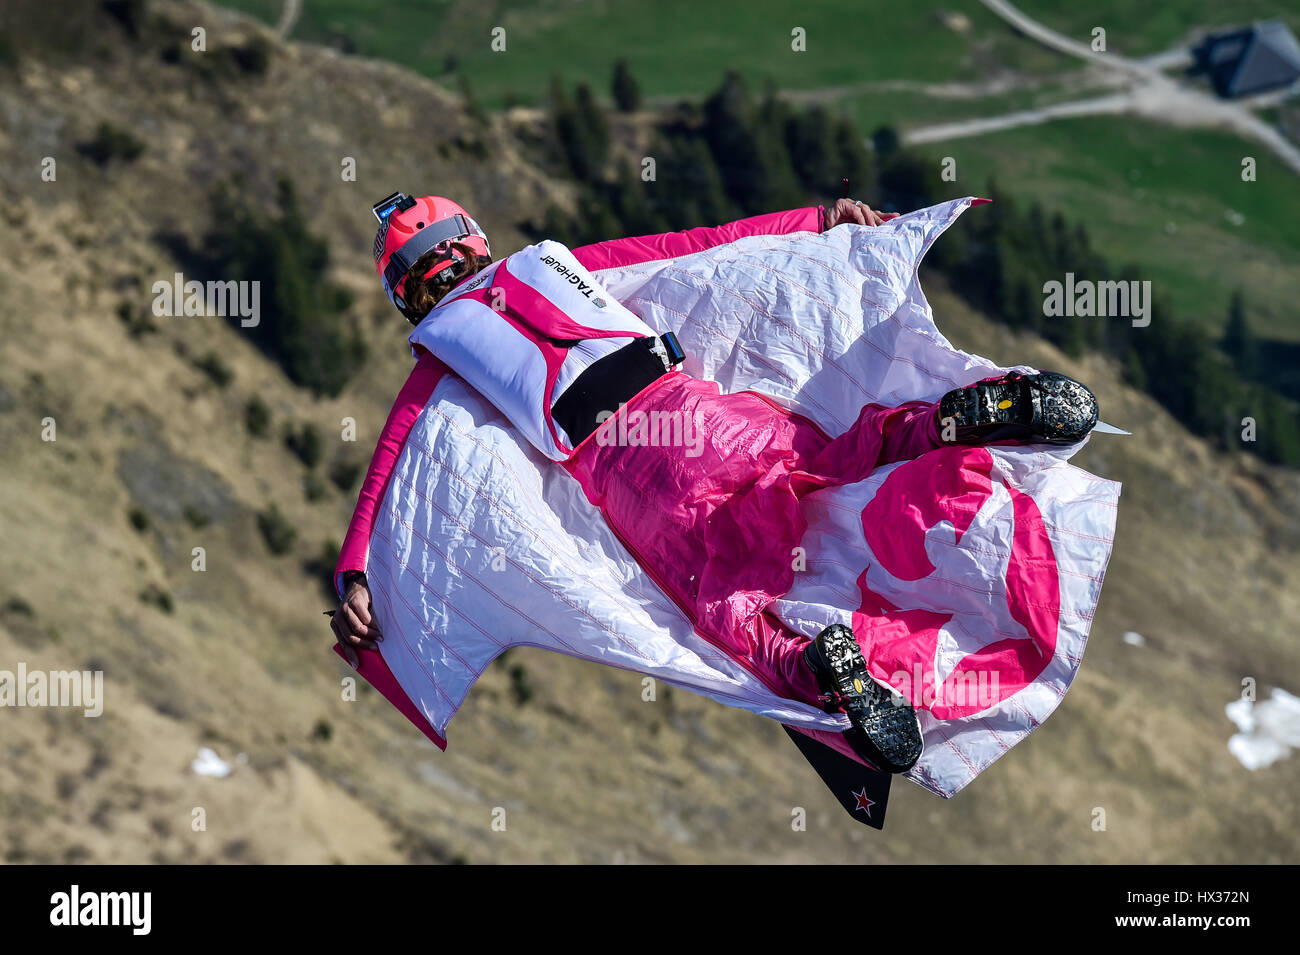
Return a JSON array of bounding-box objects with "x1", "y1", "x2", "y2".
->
[
  {"x1": 328, "y1": 458, "x2": 363, "y2": 493},
  {"x1": 79, "y1": 123, "x2": 145, "y2": 166},
  {"x1": 0, "y1": 32, "x2": 18, "y2": 69},
  {"x1": 284, "y1": 422, "x2": 322, "y2": 469},
  {"x1": 138, "y1": 583, "x2": 174, "y2": 614},
  {"x1": 303, "y1": 539, "x2": 341, "y2": 600},
  {"x1": 257, "y1": 504, "x2": 297, "y2": 555},
  {"x1": 244, "y1": 396, "x2": 271, "y2": 438},
  {"x1": 509, "y1": 663, "x2": 534, "y2": 706},
  {"x1": 102, "y1": 0, "x2": 149, "y2": 39},
  {"x1": 128, "y1": 507, "x2": 149, "y2": 533},
  {"x1": 225, "y1": 34, "x2": 270, "y2": 76},
  {"x1": 192, "y1": 351, "x2": 233, "y2": 387},
  {"x1": 304, "y1": 473, "x2": 328, "y2": 502},
  {"x1": 116, "y1": 301, "x2": 157, "y2": 338}
]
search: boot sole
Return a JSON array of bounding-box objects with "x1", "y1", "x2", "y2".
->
[
  {"x1": 808, "y1": 625, "x2": 923, "y2": 774},
  {"x1": 940, "y1": 371, "x2": 1098, "y2": 446}
]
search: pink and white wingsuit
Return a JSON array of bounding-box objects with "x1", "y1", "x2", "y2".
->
[{"x1": 333, "y1": 199, "x2": 1121, "y2": 797}]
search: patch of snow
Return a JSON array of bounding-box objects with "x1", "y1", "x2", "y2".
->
[
  {"x1": 191, "y1": 747, "x2": 232, "y2": 778},
  {"x1": 1226, "y1": 688, "x2": 1300, "y2": 770}
]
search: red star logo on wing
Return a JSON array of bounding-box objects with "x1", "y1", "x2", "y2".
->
[{"x1": 851, "y1": 788, "x2": 874, "y2": 816}]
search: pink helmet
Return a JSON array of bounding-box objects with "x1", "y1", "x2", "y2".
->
[{"x1": 371, "y1": 192, "x2": 492, "y2": 314}]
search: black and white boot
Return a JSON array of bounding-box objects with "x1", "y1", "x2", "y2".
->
[
  {"x1": 939, "y1": 370, "x2": 1099, "y2": 446},
  {"x1": 804, "y1": 624, "x2": 923, "y2": 775}
]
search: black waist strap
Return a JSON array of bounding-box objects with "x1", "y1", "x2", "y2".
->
[{"x1": 552, "y1": 333, "x2": 685, "y2": 447}]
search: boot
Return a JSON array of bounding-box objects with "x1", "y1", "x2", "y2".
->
[
  {"x1": 804, "y1": 624, "x2": 923, "y2": 774},
  {"x1": 938, "y1": 370, "x2": 1099, "y2": 446}
]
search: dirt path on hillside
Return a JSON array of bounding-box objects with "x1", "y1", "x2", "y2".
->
[
  {"x1": 276, "y1": 0, "x2": 301, "y2": 38},
  {"x1": 902, "y1": 0, "x2": 1300, "y2": 176}
]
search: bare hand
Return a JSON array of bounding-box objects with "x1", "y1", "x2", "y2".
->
[
  {"x1": 330, "y1": 575, "x2": 382, "y2": 669},
  {"x1": 823, "y1": 198, "x2": 899, "y2": 230}
]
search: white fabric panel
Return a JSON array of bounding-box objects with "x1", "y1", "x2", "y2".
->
[
  {"x1": 369, "y1": 375, "x2": 844, "y2": 736},
  {"x1": 771, "y1": 450, "x2": 1118, "y2": 795}
]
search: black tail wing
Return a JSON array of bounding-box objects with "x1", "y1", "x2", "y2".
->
[{"x1": 783, "y1": 726, "x2": 893, "y2": 830}]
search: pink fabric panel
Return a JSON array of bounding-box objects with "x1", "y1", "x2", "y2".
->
[
  {"x1": 855, "y1": 446, "x2": 1062, "y2": 720},
  {"x1": 334, "y1": 352, "x2": 447, "y2": 597},
  {"x1": 465, "y1": 258, "x2": 650, "y2": 344},
  {"x1": 571, "y1": 206, "x2": 824, "y2": 272},
  {"x1": 332, "y1": 645, "x2": 448, "y2": 750},
  {"x1": 562, "y1": 373, "x2": 945, "y2": 705}
]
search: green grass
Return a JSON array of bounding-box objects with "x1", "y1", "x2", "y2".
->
[
  {"x1": 1016, "y1": 0, "x2": 1300, "y2": 56},
  {"x1": 220, "y1": 0, "x2": 1071, "y2": 107},
  {"x1": 841, "y1": 75, "x2": 1119, "y2": 135},
  {"x1": 917, "y1": 116, "x2": 1300, "y2": 340}
]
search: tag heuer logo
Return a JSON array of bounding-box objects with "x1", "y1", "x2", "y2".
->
[{"x1": 593, "y1": 297, "x2": 607, "y2": 308}]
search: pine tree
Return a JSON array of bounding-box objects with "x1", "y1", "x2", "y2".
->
[
  {"x1": 784, "y1": 104, "x2": 835, "y2": 193},
  {"x1": 752, "y1": 87, "x2": 803, "y2": 210},
  {"x1": 701, "y1": 71, "x2": 800, "y2": 213},
  {"x1": 877, "y1": 152, "x2": 937, "y2": 214},
  {"x1": 612, "y1": 161, "x2": 666, "y2": 235},
  {"x1": 1049, "y1": 211, "x2": 1073, "y2": 271},
  {"x1": 1122, "y1": 347, "x2": 1147, "y2": 391},
  {"x1": 577, "y1": 191, "x2": 623, "y2": 244},
  {"x1": 574, "y1": 82, "x2": 609, "y2": 169},
  {"x1": 832, "y1": 116, "x2": 873, "y2": 200},
  {"x1": 1026, "y1": 202, "x2": 1048, "y2": 263},
  {"x1": 458, "y1": 73, "x2": 488, "y2": 126},
  {"x1": 206, "y1": 179, "x2": 358, "y2": 397},
  {"x1": 1221, "y1": 289, "x2": 1258, "y2": 378},
  {"x1": 657, "y1": 134, "x2": 734, "y2": 227},
  {"x1": 871, "y1": 125, "x2": 900, "y2": 158},
  {"x1": 548, "y1": 74, "x2": 580, "y2": 173},
  {"x1": 549, "y1": 76, "x2": 608, "y2": 182},
  {"x1": 1009, "y1": 278, "x2": 1036, "y2": 330},
  {"x1": 611, "y1": 59, "x2": 641, "y2": 112},
  {"x1": 702, "y1": 71, "x2": 762, "y2": 210},
  {"x1": 981, "y1": 177, "x2": 1013, "y2": 235},
  {"x1": 538, "y1": 202, "x2": 578, "y2": 245}
]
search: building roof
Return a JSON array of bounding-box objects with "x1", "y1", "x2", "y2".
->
[{"x1": 1195, "y1": 19, "x2": 1300, "y2": 97}]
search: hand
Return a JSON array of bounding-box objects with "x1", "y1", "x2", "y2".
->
[
  {"x1": 330, "y1": 574, "x2": 382, "y2": 669},
  {"x1": 823, "y1": 198, "x2": 899, "y2": 230}
]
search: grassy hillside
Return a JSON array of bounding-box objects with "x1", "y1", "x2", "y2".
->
[
  {"x1": 919, "y1": 116, "x2": 1300, "y2": 340},
  {"x1": 0, "y1": 0, "x2": 1297, "y2": 863},
  {"x1": 1017, "y1": 0, "x2": 1300, "y2": 54},
  {"x1": 222, "y1": 0, "x2": 1070, "y2": 102}
]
